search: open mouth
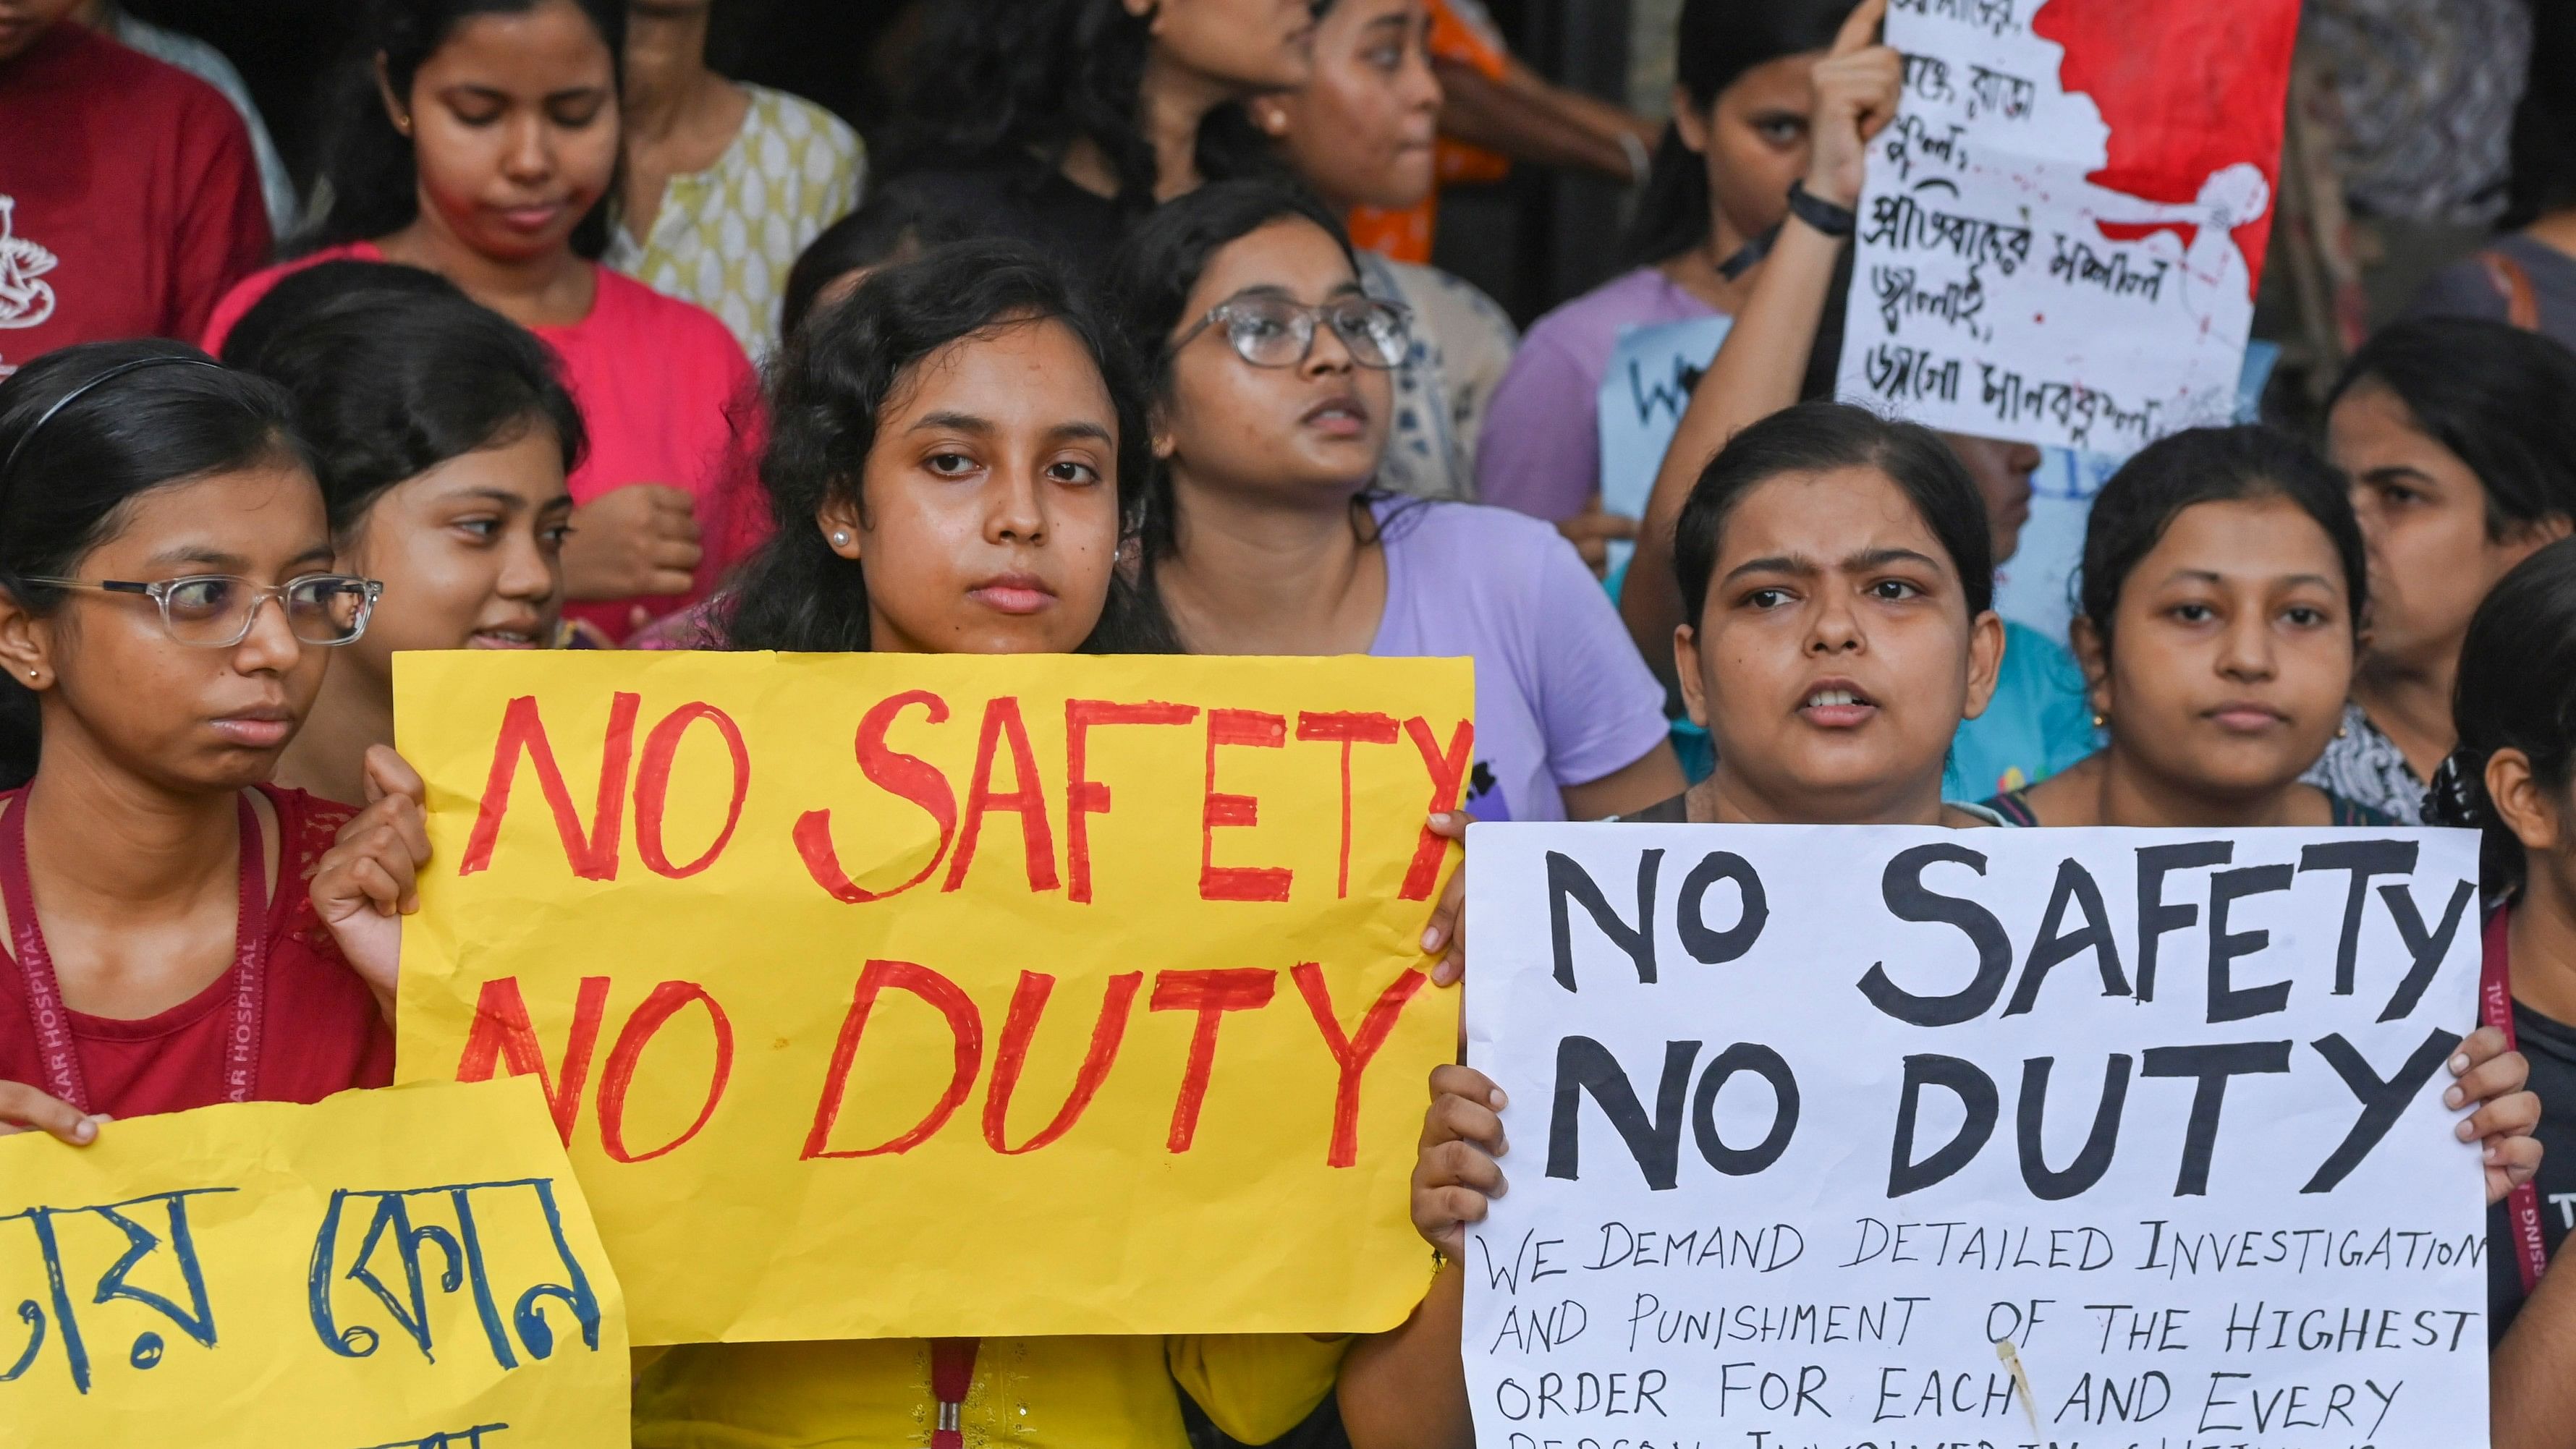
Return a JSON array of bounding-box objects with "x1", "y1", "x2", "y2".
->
[
  {"x1": 469, "y1": 627, "x2": 545, "y2": 650},
  {"x1": 1304, "y1": 396, "x2": 1370, "y2": 435},
  {"x1": 1800, "y1": 684, "x2": 1879, "y2": 728}
]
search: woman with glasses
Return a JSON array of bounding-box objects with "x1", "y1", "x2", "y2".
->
[
  {"x1": 0, "y1": 341, "x2": 397, "y2": 1144},
  {"x1": 1107, "y1": 180, "x2": 1685, "y2": 827},
  {"x1": 221, "y1": 261, "x2": 588, "y2": 809}
]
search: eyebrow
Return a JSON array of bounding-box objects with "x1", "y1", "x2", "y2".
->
[
  {"x1": 1047, "y1": 421, "x2": 1116, "y2": 446},
  {"x1": 2161, "y1": 567, "x2": 2339, "y2": 591},
  {"x1": 909, "y1": 410, "x2": 996, "y2": 436},
  {"x1": 1849, "y1": 547, "x2": 1942, "y2": 574},
  {"x1": 140, "y1": 544, "x2": 336, "y2": 571},
  {"x1": 1719, "y1": 545, "x2": 1944, "y2": 586},
  {"x1": 2361, "y1": 464, "x2": 2435, "y2": 483},
  {"x1": 1721, "y1": 553, "x2": 1816, "y2": 585}
]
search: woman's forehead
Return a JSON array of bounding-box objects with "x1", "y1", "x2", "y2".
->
[{"x1": 1719, "y1": 468, "x2": 1952, "y2": 571}]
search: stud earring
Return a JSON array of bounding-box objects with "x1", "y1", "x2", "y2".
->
[
  {"x1": 830, "y1": 530, "x2": 852, "y2": 548},
  {"x1": 2336, "y1": 721, "x2": 2350, "y2": 740},
  {"x1": 2090, "y1": 711, "x2": 2107, "y2": 730}
]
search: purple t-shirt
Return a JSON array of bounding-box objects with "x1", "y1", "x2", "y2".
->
[
  {"x1": 1370, "y1": 498, "x2": 1670, "y2": 823},
  {"x1": 1474, "y1": 266, "x2": 1721, "y2": 522}
]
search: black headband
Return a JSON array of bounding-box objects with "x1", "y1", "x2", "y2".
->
[{"x1": 0, "y1": 355, "x2": 229, "y2": 485}]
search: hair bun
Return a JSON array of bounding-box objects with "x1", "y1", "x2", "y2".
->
[{"x1": 2425, "y1": 747, "x2": 2488, "y2": 829}]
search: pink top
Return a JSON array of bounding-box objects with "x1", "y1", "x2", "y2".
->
[{"x1": 203, "y1": 243, "x2": 768, "y2": 639}]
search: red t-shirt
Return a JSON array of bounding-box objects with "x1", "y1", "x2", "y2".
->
[
  {"x1": 203, "y1": 243, "x2": 768, "y2": 640},
  {"x1": 0, "y1": 785, "x2": 393, "y2": 1119},
  {"x1": 0, "y1": 22, "x2": 271, "y2": 378}
]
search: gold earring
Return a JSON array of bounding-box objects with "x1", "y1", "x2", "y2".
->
[
  {"x1": 2336, "y1": 721, "x2": 2350, "y2": 739},
  {"x1": 394, "y1": 112, "x2": 413, "y2": 137},
  {"x1": 2090, "y1": 711, "x2": 2107, "y2": 730}
]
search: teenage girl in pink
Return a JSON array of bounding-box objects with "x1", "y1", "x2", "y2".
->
[{"x1": 203, "y1": 0, "x2": 760, "y2": 641}]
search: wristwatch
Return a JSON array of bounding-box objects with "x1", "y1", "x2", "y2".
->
[{"x1": 1787, "y1": 179, "x2": 1858, "y2": 239}]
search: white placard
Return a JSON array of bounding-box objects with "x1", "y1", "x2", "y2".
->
[
  {"x1": 1835, "y1": 0, "x2": 2300, "y2": 454},
  {"x1": 1464, "y1": 822, "x2": 2488, "y2": 1449}
]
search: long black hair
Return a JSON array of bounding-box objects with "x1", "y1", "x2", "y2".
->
[
  {"x1": 0, "y1": 343, "x2": 317, "y2": 789},
  {"x1": 1623, "y1": 0, "x2": 1858, "y2": 268},
  {"x1": 2330, "y1": 318, "x2": 2576, "y2": 539},
  {"x1": 220, "y1": 260, "x2": 586, "y2": 538},
  {"x1": 890, "y1": 0, "x2": 1277, "y2": 210},
  {"x1": 1103, "y1": 178, "x2": 1381, "y2": 577},
  {"x1": 1672, "y1": 400, "x2": 1992, "y2": 626},
  {"x1": 724, "y1": 240, "x2": 1173, "y2": 654},
  {"x1": 2431, "y1": 539, "x2": 2576, "y2": 896},
  {"x1": 2076, "y1": 425, "x2": 2367, "y2": 652},
  {"x1": 302, "y1": 0, "x2": 627, "y2": 258}
]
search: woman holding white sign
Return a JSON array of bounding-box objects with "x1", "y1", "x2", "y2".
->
[{"x1": 1336, "y1": 400, "x2": 2544, "y2": 1448}]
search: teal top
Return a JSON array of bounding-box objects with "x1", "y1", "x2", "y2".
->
[{"x1": 1944, "y1": 620, "x2": 2097, "y2": 802}]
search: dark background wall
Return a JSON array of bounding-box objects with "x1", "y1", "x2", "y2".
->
[{"x1": 119, "y1": 0, "x2": 1638, "y2": 321}]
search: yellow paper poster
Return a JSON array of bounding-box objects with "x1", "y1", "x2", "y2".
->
[
  {"x1": 394, "y1": 651, "x2": 1472, "y2": 1345},
  {"x1": 0, "y1": 1078, "x2": 628, "y2": 1448}
]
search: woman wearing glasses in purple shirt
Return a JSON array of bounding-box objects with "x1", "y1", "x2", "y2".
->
[{"x1": 1107, "y1": 180, "x2": 1685, "y2": 841}]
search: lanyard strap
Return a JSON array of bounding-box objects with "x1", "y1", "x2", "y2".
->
[
  {"x1": 2483, "y1": 909, "x2": 2551, "y2": 1295},
  {"x1": 1, "y1": 790, "x2": 269, "y2": 1115},
  {"x1": 930, "y1": 1336, "x2": 979, "y2": 1449}
]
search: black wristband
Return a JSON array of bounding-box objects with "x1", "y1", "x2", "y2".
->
[{"x1": 1787, "y1": 180, "x2": 1857, "y2": 239}]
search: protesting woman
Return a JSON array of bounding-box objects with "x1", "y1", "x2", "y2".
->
[
  {"x1": 310, "y1": 241, "x2": 1407, "y2": 1448},
  {"x1": 2311, "y1": 319, "x2": 2576, "y2": 821},
  {"x1": 221, "y1": 262, "x2": 586, "y2": 808},
  {"x1": 202, "y1": 0, "x2": 760, "y2": 642},
  {"x1": 1248, "y1": 0, "x2": 1519, "y2": 501},
  {"x1": 1986, "y1": 427, "x2": 2392, "y2": 829},
  {"x1": 0, "y1": 342, "x2": 400, "y2": 1139},
  {"x1": 1108, "y1": 179, "x2": 1684, "y2": 824},
  {"x1": 2455, "y1": 545, "x2": 2576, "y2": 1439},
  {"x1": 1337, "y1": 403, "x2": 2546, "y2": 1448}
]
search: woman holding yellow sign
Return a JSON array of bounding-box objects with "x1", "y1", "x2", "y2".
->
[{"x1": 315, "y1": 241, "x2": 1404, "y2": 1448}]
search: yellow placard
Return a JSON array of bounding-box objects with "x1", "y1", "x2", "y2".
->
[
  {"x1": 0, "y1": 1079, "x2": 628, "y2": 1448},
  {"x1": 393, "y1": 651, "x2": 1470, "y2": 1345}
]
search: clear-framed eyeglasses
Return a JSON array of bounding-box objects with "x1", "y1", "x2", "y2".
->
[
  {"x1": 18, "y1": 574, "x2": 384, "y2": 647},
  {"x1": 1173, "y1": 293, "x2": 1412, "y2": 370}
]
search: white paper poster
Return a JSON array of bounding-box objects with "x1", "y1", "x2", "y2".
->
[
  {"x1": 1836, "y1": 0, "x2": 2302, "y2": 453},
  {"x1": 1464, "y1": 822, "x2": 2488, "y2": 1448}
]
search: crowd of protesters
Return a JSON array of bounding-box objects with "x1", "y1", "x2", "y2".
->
[{"x1": 4, "y1": 0, "x2": 2576, "y2": 1443}]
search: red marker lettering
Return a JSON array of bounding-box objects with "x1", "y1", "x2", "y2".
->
[
  {"x1": 1064, "y1": 699, "x2": 1199, "y2": 904},
  {"x1": 805, "y1": 960, "x2": 984, "y2": 1159},
  {"x1": 1149, "y1": 968, "x2": 1278, "y2": 1152},
  {"x1": 1200, "y1": 709, "x2": 1292, "y2": 902},
  {"x1": 459, "y1": 692, "x2": 641, "y2": 879},
  {"x1": 796, "y1": 690, "x2": 956, "y2": 904}
]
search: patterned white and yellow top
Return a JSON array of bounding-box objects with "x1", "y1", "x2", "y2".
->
[{"x1": 609, "y1": 84, "x2": 865, "y2": 357}]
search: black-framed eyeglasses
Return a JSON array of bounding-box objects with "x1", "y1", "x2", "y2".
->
[
  {"x1": 19, "y1": 574, "x2": 383, "y2": 647},
  {"x1": 1173, "y1": 294, "x2": 1412, "y2": 370}
]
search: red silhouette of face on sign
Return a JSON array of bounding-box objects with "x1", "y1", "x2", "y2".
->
[{"x1": 2030, "y1": 0, "x2": 2301, "y2": 288}]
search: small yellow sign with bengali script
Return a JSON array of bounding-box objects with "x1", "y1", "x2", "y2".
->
[{"x1": 0, "y1": 1078, "x2": 628, "y2": 1448}]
